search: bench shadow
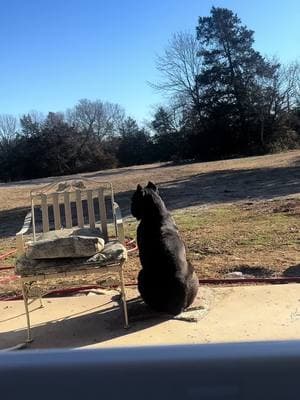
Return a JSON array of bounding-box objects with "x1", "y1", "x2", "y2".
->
[{"x1": 0, "y1": 297, "x2": 171, "y2": 350}]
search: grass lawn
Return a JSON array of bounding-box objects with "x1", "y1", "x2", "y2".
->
[
  {"x1": 124, "y1": 199, "x2": 299, "y2": 280},
  {"x1": 1, "y1": 150, "x2": 299, "y2": 297}
]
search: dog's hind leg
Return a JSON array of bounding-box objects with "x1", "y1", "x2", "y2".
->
[{"x1": 185, "y1": 271, "x2": 199, "y2": 309}]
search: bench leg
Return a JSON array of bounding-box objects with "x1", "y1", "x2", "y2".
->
[
  {"x1": 39, "y1": 294, "x2": 44, "y2": 308},
  {"x1": 119, "y1": 262, "x2": 129, "y2": 328},
  {"x1": 21, "y1": 281, "x2": 33, "y2": 343}
]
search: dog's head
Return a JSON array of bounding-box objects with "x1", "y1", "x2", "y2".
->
[{"x1": 131, "y1": 181, "x2": 159, "y2": 220}]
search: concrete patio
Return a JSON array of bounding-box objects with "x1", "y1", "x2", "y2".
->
[{"x1": 1, "y1": 284, "x2": 300, "y2": 350}]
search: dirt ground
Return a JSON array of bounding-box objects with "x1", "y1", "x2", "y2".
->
[{"x1": 0, "y1": 150, "x2": 300, "y2": 298}]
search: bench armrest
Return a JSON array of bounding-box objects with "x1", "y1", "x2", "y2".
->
[
  {"x1": 113, "y1": 202, "x2": 125, "y2": 244},
  {"x1": 16, "y1": 212, "x2": 32, "y2": 254}
]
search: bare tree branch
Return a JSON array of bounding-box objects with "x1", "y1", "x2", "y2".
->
[
  {"x1": 150, "y1": 32, "x2": 202, "y2": 111},
  {"x1": 0, "y1": 114, "x2": 18, "y2": 143},
  {"x1": 66, "y1": 99, "x2": 125, "y2": 139}
]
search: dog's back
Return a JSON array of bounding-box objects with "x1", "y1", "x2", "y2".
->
[{"x1": 131, "y1": 182, "x2": 199, "y2": 315}]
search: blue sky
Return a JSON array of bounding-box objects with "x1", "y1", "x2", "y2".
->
[{"x1": 0, "y1": 0, "x2": 299, "y2": 123}]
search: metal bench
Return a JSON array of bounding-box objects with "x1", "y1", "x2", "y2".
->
[{"x1": 15, "y1": 178, "x2": 128, "y2": 342}]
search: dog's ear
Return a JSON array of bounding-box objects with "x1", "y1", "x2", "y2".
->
[
  {"x1": 136, "y1": 184, "x2": 142, "y2": 191},
  {"x1": 146, "y1": 181, "x2": 157, "y2": 191}
]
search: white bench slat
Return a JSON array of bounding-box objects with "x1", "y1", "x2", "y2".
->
[
  {"x1": 87, "y1": 190, "x2": 95, "y2": 229},
  {"x1": 64, "y1": 192, "x2": 72, "y2": 229},
  {"x1": 41, "y1": 194, "x2": 49, "y2": 233},
  {"x1": 98, "y1": 188, "x2": 108, "y2": 242},
  {"x1": 75, "y1": 190, "x2": 84, "y2": 228},
  {"x1": 52, "y1": 193, "x2": 61, "y2": 230}
]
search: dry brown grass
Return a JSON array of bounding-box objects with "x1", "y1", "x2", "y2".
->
[{"x1": 1, "y1": 150, "x2": 300, "y2": 297}]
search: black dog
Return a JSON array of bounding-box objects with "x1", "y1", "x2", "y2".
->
[{"x1": 131, "y1": 181, "x2": 199, "y2": 315}]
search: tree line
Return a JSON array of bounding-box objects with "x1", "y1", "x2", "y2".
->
[{"x1": 1, "y1": 7, "x2": 299, "y2": 182}]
